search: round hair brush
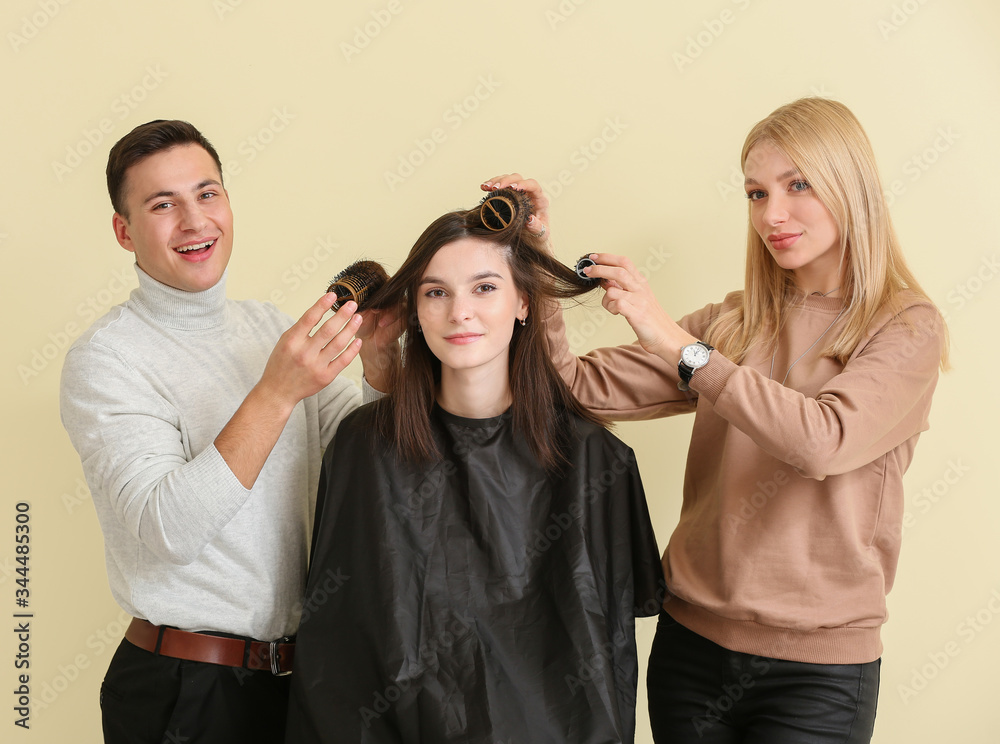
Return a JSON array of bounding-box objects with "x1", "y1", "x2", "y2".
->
[
  {"x1": 479, "y1": 188, "x2": 532, "y2": 231},
  {"x1": 574, "y1": 254, "x2": 600, "y2": 286},
  {"x1": 326, "y1": 260, "x2": 390, "y2": 311}
]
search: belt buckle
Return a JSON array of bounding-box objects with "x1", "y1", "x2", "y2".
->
[{"x1": 269, "y1": 637, "x2": 292, "y2": 676}]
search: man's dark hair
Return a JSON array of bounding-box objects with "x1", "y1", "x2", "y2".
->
[{"x1": 106, "y1": 120, "x2": 223, "y2": 218}]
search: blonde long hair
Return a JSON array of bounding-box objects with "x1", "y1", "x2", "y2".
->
[{"x1": 705, "y1": 98, "x2": 947, "y2": 367}]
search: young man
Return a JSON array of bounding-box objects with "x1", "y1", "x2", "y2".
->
[{"x1": 60, "y1": 120, "x2": 394, "y2": 743}]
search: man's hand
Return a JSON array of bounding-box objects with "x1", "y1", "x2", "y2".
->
[
  {"x1": 255, "y1": 293, "x2": 364, "y2": 411},
  {"x1": 356, "y1": 306, "x2": 404, "y2": 393},
  {"x1": 215, "y1": 293, "x2": 364, "y2": 488}
]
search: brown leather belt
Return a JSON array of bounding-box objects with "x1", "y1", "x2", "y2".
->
[{"x1": 125, "y1": 618, "x2": 294, "y2": 676}]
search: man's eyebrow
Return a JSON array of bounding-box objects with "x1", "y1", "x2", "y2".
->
[
  {"x1": 744, "y1": 168, "x2": 800, "y2": 186},
  {"x1": 141, "y1": 179, "x2": 222, "y2": 205}
]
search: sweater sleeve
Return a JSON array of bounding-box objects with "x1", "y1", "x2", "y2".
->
[
  {"x1": 60, "y1": 342, "x2": 251, "y2": 566},
  {"x1": 543, "y1": 298, "x2": 723, "y2": 420},
  {"x1": 315, "y1": 376, "x2": 367, "y2": 451},
  {"x1": 691, "y1": 302, "x2": 944, "y2": 480}
]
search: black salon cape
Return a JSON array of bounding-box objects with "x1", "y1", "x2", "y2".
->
[{"x1": 285, "y1": 400, "x2": 664, "y2": 744}]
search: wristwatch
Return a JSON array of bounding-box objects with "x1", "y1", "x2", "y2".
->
[{"x1": 677, "y1": 341, "x2": 713, "y2": 391}]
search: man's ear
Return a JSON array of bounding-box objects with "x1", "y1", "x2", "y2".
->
[{"x1": 112, "y1": 213, "x2": 134, "y2": 253}]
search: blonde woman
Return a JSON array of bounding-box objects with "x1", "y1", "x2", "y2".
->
[{"x1": 486, "y1": 98, "x2": 948, "y2": 743}]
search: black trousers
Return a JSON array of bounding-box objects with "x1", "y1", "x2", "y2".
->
[
  {"x1": 101, "y1": 638, "x2": 291, "y2": 744},
  {"x1": 647, "y1": 611, "x2": 879, "y2": 744}
]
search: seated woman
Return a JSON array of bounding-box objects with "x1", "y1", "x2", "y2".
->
[{"x1": 285, "y1": 189, "x2": 664, "y2": 744}]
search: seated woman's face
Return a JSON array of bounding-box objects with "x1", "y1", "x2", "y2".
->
[{"x1": 416, "y1": 237, "x2": 528, "y2": 379}]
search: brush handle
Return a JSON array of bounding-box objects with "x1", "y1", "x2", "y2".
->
[
  {"x1": 575, "y1": 255, "x2": 599, "y2": 285},
  {"x1": 479, "y1": 188, "x2": 531, "y2": 232}
]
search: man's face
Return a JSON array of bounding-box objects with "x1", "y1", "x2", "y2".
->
[{"x1": 113, "y1": 144, "x2": 234, "y2": 292}]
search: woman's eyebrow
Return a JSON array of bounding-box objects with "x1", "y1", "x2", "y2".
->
[
  {"x1": 744, "y1": 168, "x2": 800, "y2": 186},
  {"x1": 419, "y1": 271, "x2": 504, "y2": 286}
]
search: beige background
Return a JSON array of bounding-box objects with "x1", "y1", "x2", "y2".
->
[{"x1": 2, "y1": 0, "x2": 997, "y2": 741}]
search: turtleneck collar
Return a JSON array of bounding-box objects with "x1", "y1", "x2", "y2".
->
[{"x1": 129, "y1": 264, "x2": 229, "y2": 330}]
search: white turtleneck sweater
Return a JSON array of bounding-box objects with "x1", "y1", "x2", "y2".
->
[{"x1": 60, "y1": 265, "x2": 377, "y2": 641}]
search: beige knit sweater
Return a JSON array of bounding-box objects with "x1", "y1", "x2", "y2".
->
[{"x1": 547, "y1": 289, "x2": 944, "y2": 664}]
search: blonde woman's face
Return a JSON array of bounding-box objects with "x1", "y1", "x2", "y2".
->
[{"x1": 744, "y1": 141, "x2": 842, "y2": 290}]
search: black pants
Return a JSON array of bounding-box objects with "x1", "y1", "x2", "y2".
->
[
  {"x1": 647, "y1": 611, "x2": 879, "y2": 744},
  {"x1": 101, "y1": 638, "x2": 291, "y2": 744}
]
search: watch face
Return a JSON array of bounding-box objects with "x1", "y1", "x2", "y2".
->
[{"x1": 682, "y1": 343, "x2": 709, "y2": 368}]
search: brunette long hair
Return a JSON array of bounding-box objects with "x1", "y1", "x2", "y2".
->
[{"x1": 367, "y1": 189, "x2": 604, "y2": 471}]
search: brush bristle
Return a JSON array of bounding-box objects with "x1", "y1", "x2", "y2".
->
[
  {"x1": 326, "y1": 259, "x2": 390, "y2": 310},
  {"x1": 479, "y1": 188, "x2": 532, "y2": 232}
]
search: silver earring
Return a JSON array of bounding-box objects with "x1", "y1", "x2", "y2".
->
[{"x1": 520, "y1": 317, "x2": 528, "y2": 327}]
